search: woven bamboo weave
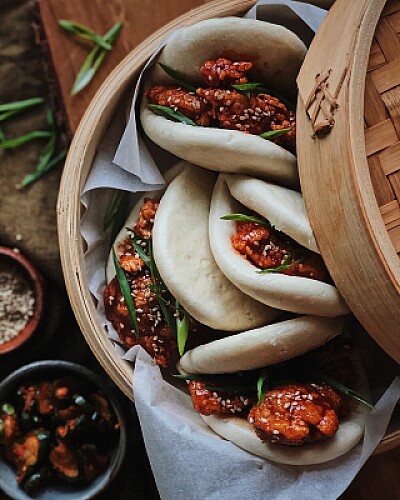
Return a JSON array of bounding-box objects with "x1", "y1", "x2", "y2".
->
[{"x1": 366, "y1": 0, "x2": 400, "y2": 253}]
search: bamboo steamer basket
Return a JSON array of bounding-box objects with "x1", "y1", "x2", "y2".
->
[{"x1": 57, "y1": 0, "x2": 400, "y2": 454}]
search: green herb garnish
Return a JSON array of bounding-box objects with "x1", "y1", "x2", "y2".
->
[
  {"x1": 256, "y1": 254, "x2": 301, "y2": 274},
  {"x1": 59, "y1": 20, "x2": 113, "y2": 50},
  {"x1": 256, "y1": 367, "x2": 270, "y2": 406},
  {"x1": 127, "y1": 231, "x2": 151, "y2": 267},
  {"x1": 0, "y1": 130, "x2": 52, "y2": 150},
  {"x1": 70, "y1": 22, "x2": 123, "y2": 95},
  {"x1": 147, "y1": 104, "x2": 197, "y2": 126},
  {"x1": 148, "y1": 238, "x2": 174, "y2": 330},
  {"x1": 176, "y1": 300, "x2": 189, "y2": 356},
  {"x1": 112, "y1": 248, "x2": 139, "y2": 338},
  {"x1": 0, "y1": 97, "x2": 44, "y2": 122},
  {"x1": 158, "y1": 63, "x2": 197, "y2": 92},
  {"x1": 259, "y1": 127, "x2": 292, "y2": 141},
  {"x1": 232, "y1": 82, "x2": 295, "y2": 110},
  {"x1": 310, "y1": 371, "x2": 375, "y2": 410},
  {"x1": 220, "y1": 213, "x2": 271, "y2": 227},
  {"x1": 18, "y1": 150, "x2": 66, "y2": 189},
  {"x1": 18, "y1": 108, "x2": 66, "y2": 189}
]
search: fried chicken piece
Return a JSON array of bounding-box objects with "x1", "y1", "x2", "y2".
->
[
  {"x1": 188, "y1": 380, "x2": 256, "y2": 416},
  {"x1": 133, "y1": 197, "x2": 159, "y2": 239},
  {"x1": 145, "y1": 86, "x2": 211, "y2": 126},
  {"x1": 231, "y1": 221, "x2": 328, "y2": 281},
  {"x1": 104, "y1": 275, "x2": 176, "y2": 367},
  {"x1": 199, "y1": 58, "x2": 252, "y2": 87},
  {"x1": 248, "y1": 383, "x2": 345, "y2": 445},
  {"x1": 196, "y1": 87, "x2": 295, "y2": 147}
]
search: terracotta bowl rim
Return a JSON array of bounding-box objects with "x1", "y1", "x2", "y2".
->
[{"x1": 0, "y1": 246, "x2": 44, "y2": 355}]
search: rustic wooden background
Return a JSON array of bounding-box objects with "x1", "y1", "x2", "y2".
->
[{"x1": 0, "y1": 0, "x2": 399, "y2": 498}]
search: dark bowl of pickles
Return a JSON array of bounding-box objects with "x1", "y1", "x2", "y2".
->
[{"x1": 0, "y1": 360, "x2": 127, "y2": 499}]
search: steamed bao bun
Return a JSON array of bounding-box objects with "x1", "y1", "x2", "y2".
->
[
  {"x1": 152, "y1": 162, "x2": 280, "y2": 331},
  {"x1": 140, "y1": 17, "x2": 307, "y2": 189},
  {"x1": 209, "y1": 174, "x2": 350, "y2": 317},
  {"x1": 178, "y1": 316, "x2": 371, "y2": 465}
]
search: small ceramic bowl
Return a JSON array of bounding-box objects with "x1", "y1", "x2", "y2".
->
[
  {"x1": 0, "y1": 246, "x2": 44, "y2": 355},
  {"x1": 0, "y1": 360, "x2": 127, "y2": 500}
]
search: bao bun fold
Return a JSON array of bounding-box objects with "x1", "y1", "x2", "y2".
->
[
  {"x1": 106, "y1": 162, "x2": 184, "y2": 283},
  {"x1": 140, "y1": 17, "x2": 307, "y2": 188},
  {"x1": 209, "y1": 175, "x2": 350, "y2": 317},
  {"x1": 202, "y1": 381, "x2": 369, "y2": 466},
  {"x1": 152, "y1": 162, "x2": 279, "y2": 331},
  {"x1": 178, "y1": 331, "x2": 371, "y2": 465},
  {"x1": 179, "y1": 315, "x2": 344, "y2": 374}
]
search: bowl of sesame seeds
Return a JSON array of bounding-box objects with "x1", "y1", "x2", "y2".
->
[{"x1": 0, "y1": 246, "x2": 44, "y2": 355}]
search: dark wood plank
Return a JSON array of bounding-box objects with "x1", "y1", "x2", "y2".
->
[{"x1": 37, "y1": 0, "x2": 209, "y2": 134}]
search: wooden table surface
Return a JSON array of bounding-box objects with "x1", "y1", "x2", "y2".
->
[{"x1": 1, "y1": 0, "x2": 400, "y2": 498}]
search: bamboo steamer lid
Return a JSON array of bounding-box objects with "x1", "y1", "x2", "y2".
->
[
  {"x1": 297, "y1": 0, "x2": 400, "y2": 363},
  {"x1": 57, "y1": 0, "x2": 400, "y2": 454}
]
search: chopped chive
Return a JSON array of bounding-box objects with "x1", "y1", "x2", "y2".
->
[
  {"x1": 256, "y1": 367, "x2": 270, "y2": 406},
  {"x1": 220, "y1": 213, "x2": 271, "y2": 227},
  {"x1": 112, "y1": 248, "x2": 139, "y2": 338},
  {"x1": 259, "y1": 127, "x2": 292, "y2": 141},
  {"x1": 176, "y1": 301, "x2": 189, "y2": 356},
  {"x1": 310, "y1": 371, "x2": 375, "y2": 410},
  {"x1": 256, "y1": 255, "x2": 301, "y2": 274},
  {"x1": 128, "y1": 231, "x2": 150, "y2": 266},
  {"x1": 18, "y1": 150, "x2": 67, "y2": 189},
  {"x1": 0, "y1": 97, "x2": 44, "y2": 122},
  {"x1": 71, "y1": 22, "x2": 122, "y2": 95},
  {"x1": 147, "y1": 104, "x2": 197, "y2": 126},
  {"x1": 232, "y1": 83, "x2": 295, "y2": 110},
  {"x1": 59, "y1": 20, "x2": 113, "y2": 50},
  {"x1": 158, "y1": 63, "x2": 198, "y2": 92},
  {"x1": 0, "y1": 130, "x2": 52, "y2": 149}
]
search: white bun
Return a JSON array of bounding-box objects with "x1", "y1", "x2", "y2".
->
[
  {"x1": 152, "y1": 162, "x2": 279, "y2": 331},
  {"x1": 141, "y1": 17, "x2": 307, "y2": 188},
  {"x1": 179, "y1": 315, "x2": 343, "y2": 374},
  {"x1": 179, "y1": 347, "x2": 370, "y2": 466},
  {"x1": 209, "y1": 175, "x2": 350, "y2": 317},
  {"x1": 225, "y1": 174, "x2": 319, "y2": 253}
]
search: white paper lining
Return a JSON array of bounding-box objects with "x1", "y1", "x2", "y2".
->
[{"x1": 79, "y1": 2, "x2": 400, "y2": 498}]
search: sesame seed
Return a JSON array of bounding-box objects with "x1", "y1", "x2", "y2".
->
[{"x1": 272, "y1": 430, "x2": 279, "y2": 435}]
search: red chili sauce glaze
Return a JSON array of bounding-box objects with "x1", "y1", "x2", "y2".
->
[
  {"x1": 104, "y1": 198, "x2": 177, "y2": 367},
  {"x1": 145, "y1": 58, "x2": 295, "y2": 151},
  {"x1": 231, "y1": 220, "x2": 328, "y2": 281}
]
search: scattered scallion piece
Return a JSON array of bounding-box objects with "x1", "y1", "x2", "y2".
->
[
  {"x1": 259, "y1": 127, "x2": 292, "y2": 141},
  {"x1": 112, "y1": 248, "x2": 139, "y2": 338},
  {"x1": 147, "y1": 104, "x2": 197, "y2": 126},
  {"x1": 256, "y1": 367, "x2": 270, "y2": 406},
  {"x1": 310, "y1": 371, "x2": 375, "y2": 410},
  {"x1": 176, "y1": 300, "x2": 189, "y2": 356},
  {"x1": 17, "y1": 108, "x2": 66, "y2": 189},
  {"x1": 0, "y1": 97, "x2": 44, "y2": 122},
  {"x1": 256, "y1": 254, "x2": 301, "y2": 274},
  {"x1": 70, "y1": 22, "x2": 123, "y2": 96},
  {"x1": 0, "y1": 130, "x2": 52, "y2": 150},
  {"x1": 18, "y1": 150, "x2": 66, "y2": 189},
  {"x1": 0, "y1": 128, "x2": 5, "y2": 141},
  {"x1": 158, "y1": 63, "x2": 198, "y2": 92},
  {"x1": 59, "y1": 20, "x2": 113, "y2": 50},
  {"x1": 220, "y1": 213, "x2": 271, "y2": 227},
  {"x1": 232, "y1": 82, "x2": 295, "y2": 110},
  {"x1": 148, "y1": 238, "x2": 174, "y2": 330},
  {"x1": 127, "y1": 232, "x2": 150, "y2": 266}
]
